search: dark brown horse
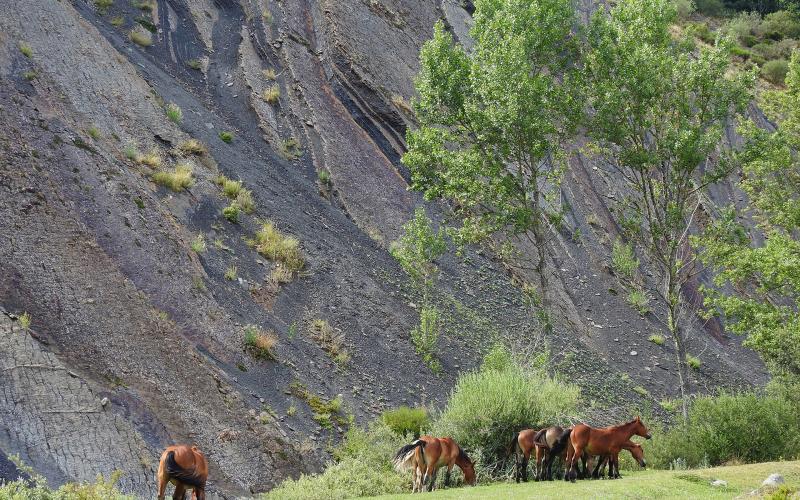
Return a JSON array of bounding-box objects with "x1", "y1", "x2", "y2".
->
[
  {"x1": 591, "y1": 440, "x2": 646, "y2": 479},
  {"x1": 157, "y1": 445, "x2": 208, "y2": 500},
  {"x1": 564, "y1": 417, "x2": 651, "y2": 482},
  {"x1": 394, "y1": 436, "x2": 476, "y2": 492},
  {"x1": 512, "y1": 426, "x2": 589, "y2": 482}
]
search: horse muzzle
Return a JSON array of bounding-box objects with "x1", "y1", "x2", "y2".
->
[{"x1": 645, "y1": 434, "x2": 652, "y2": 440}]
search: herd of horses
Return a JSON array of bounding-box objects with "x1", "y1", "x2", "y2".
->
[
  {"x1": 393, "y1": 416, "x2": 651, "y2": 493},
  {"x1": 155, "y1": 417, "x2": 651, "y2": 498}
]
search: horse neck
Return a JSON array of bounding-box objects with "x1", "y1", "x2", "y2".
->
[
  {"x1": 455, "y1": 450, "x2": 470, "y2": 470},
  {"x1": 616, "y1": 420, "x2": 640, "y2": 440}
]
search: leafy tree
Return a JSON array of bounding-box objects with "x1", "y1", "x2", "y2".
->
[
  {"x1": 402, "y1": 0, "x2": 581, "y2": 315},
  {"x1": 583, "y1": 0, "x2": 753, "y2": 419},
  {"x1": 699, "y1": 50, "x2": 800, "y2": 383}
]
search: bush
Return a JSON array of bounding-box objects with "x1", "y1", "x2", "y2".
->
[
  {"x1": 762, "y1": 58, "x2": 790, "y2": 83},
  {"x1": 129, "y1": 27, "x2": 152, "y2": 47},
  {"x1": 152, "y1": 163, "x2": 193, "y2": 191},
  {"x1": 252, "y1": 221, "x2": 304, "y2": 271},
  {"x1": 674, "y1": 0, "x2": 696, "y2": 20},
  {"x1": 178, "y1": 139, "x2": 206, "y2": 155},
  {"x1": 0, "y1": 457, "x2": 133, "y2": 499},
  {"x1": 262, "y1": 85, "x2": 281, "y2": 104},
  {"x1": 410, "y1": 306, "x2": 441, "y2": 372},
  {"x1": 165, "y1": 103, "x2": 182, "y2": 123},
  {"x1": 244, "y1": 325, "x2": 277, "y2": 359},
  {"x1": 686, "y1": 355, "x2": 702, "y2": 369},
  {"x1": 685, "y1": 22, "x2": 716, "y2": 44},
  {"x1": 430, "y1": 347, "x2": 580, "y2": 476},
  {"x1": 219, "y1": 131, "x2": 234, "y2": 143},
  {"x1": 627, "y1": 289, "x2": 650, "y2": 314},
  {"x1": 646, "y1": 391, "x2": 800, "y2": 468},
  {"x1": 222, "y1": 204, "x2": 240, "y2": 223},
  {"x1": 694, "y1": 0, "x2": 726, "y2": 16},
  {"x1": 381, "y1": 406, "x2": 430, "y2": 437},
  {"x1": 726, "y1": 12, "x2": 762, "y2": 44},
  {"x1": 265, "y1": 422, "x2": 409, "y2": 499},
  {"x1": 649, "y1": 334, "x2": 665, "y2": 345},
  {"x1": 758, "y1": 10, "x2": 800, "y2": 39},
  {"x1": 611, "y1": 239, "x2": 639, "y2": 279}
]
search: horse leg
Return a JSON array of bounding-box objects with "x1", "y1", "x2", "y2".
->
[
  {"x1": 569, "y1": 445, "x2": 583, "y2": 483},
  {"x1": 563, "y1": 447, "x2": 573, "y2": 482},
  {"x1": 426, "y1": 467, "x2": 438, "y2": 492},
  {"x1": 580, "y1": 453, "x2": 588, "y2": 479},
  {"x1": 444, "y1": 464, "x2": 453, "y2": 487},
  {"x1": 194, "y1": 488, "x2": 206, "y2": 500},
  {"x1": 613, "y1": 454, "x2": 621, "y2": 479},
  {"x1": 172, "y1": 484, "x2": 186, "y2": 500}
]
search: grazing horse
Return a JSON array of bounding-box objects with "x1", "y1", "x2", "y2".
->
[
  {"x1": 511, "y1": 428, "x2": 542, "y2": 482},
  {"x1": 591, "y1": 440, "x2": 646, "y2": 479},
  {"x1": 157, "y1": 445, "x2": 208, "y2": 500},
  {"x1": 564, "y1": 416, "x2": 651, "y2": 482},
  {"x1": 394, "y1": 436, "x2": 476, "y2": 492}
]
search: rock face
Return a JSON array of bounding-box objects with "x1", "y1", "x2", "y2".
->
[
  {"x1": 0, "y1": 0, "x2": 768, "y2": 496},
  {"x1": 763, "y1": 474, "x2": 786, "y2": 487}
]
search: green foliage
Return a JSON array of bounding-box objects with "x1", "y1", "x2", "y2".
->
[
  {"x1": 726, "y1": 12, "x2": 762, "y2": 44},
  {"x1": 152, "y1": 163, "x2": 193, "y2": 191},
  {"x1": 165, "y1": 103, "x2": 182, "y2": 123},
  {"x1": 627, "y1": 289, "x2": 651, "y2": 314},
  {"x1": 649, "y1": 334, "x2": 665, "y2": 345},
  {"x1": 265, "y1": 422, "x2": 408, "y2": 499},
  {"x1": 262, "y1": 85, "x2": 281, "y2": 104},
  {"x1": 224, "y1": 265, "x2": 237, "y2": 280},
  {"x1": 758, "y1": 10, "x2": 800, "y2": 39},
  {"x1": 686, "y1": 355, "x2": 702, "y2": 369},
  {"x1": 219, "y1": 131, "x2": 234, "y2": 143},
  {"x1": 94, "y1": 0, "x2": 114, "y2": 13},
  {"x1": 0, "y1": 456, "x2": 133, "y2": 499},
  {"x1": 403, "y1": 0, "x2": 580, "y2": 298},
  {"x1": 699, "y1": 51, "x2": 800, "y2": 381},
  {"x1": 673, "y1": 0, "x2": 696, "y2": 20},
  {"x1": 584, "y1": 0, "x2": 753, "y2": 415},
  {"x1": 431, "y1": 346, "x2": 580, "y2": 475},
  {"x1": 391, "y1": 207, "x2": 446, "y2": 289},
  {"x1": 763, "y1": 58, "x2": 790, "y2": 83},
  {"x1": 244, "y1": 325, "x2": 277, "y2": 359},
  {"x1": 695, "y1": 0, "x2": 726, "y2": 16},
  {"x1": 381, "y1": 406, "x2": 430, "y2": 437},
  {"x1": 646, "y1": 391, "x2": 800, "y2": 468},
  {"x1": 221, "y1": 177, "x2": 243, "y2": 198},
  {"x1": 18, "y1": 312, "x2": 31, "y2": 329},
  {"x1": 129, "y1": 27, "x2": 152, "y2": 47},
  {"x1": 222, "y1": 204, "x2": 240, "y2": 223},
  {"x1": 685, "y1": 22, "x2": 716, "y2": 44},
  {"x1": 289, "y1": 382, "x2": 349, "y2": 430},
  {"x1": 190, "y1": 234, "x2": 206, "y2": 253},
  {"x1": 19, "y1": 41, "x2": 33, "y2": 58},
  {"x1": 612, "y1": 239, "x2": 639, "y2": 279},
  {"x1": 252, "y1": 221, "x2": 304, "y2": 271},
  {"x1": 309, "y1": 319, "x2": 349, "y2": 366},
  {"x1": 409, "y1": 305, "x2": 441, "y2": 372}
]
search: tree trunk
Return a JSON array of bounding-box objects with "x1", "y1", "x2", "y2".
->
[{"x1": 667, "y1": 289, "x2": 691, "y2": 421}]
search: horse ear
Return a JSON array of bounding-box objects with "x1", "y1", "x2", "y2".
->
[{"x1": 636, "y1": 415, "x2": 641, "y2": 422}]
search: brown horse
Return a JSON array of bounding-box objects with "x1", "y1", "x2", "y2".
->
[
  {"x1": 564, "y1": 416, "x2": 651, "y2": 482},
  {"x1": 591, "y1": 440, "x2": 646, "y2": 479},
  {"x1": 512, "y1": 427, "x2": 589, "y2": 482},
  {"x1": 157, "y1": 445, "x2": 208, "y2": 500},
  {"x1": 394, "y1": 436, "x2": 476, "y2": 492}
]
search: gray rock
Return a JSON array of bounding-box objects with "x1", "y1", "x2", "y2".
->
[
  {"x1": 710, "y1": 479, "x2": 727, "y2": 487},
  {"x1": 762, "y1": 473, "x2": 785, "y2": 487}
]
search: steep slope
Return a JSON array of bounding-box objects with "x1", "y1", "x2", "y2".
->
[{"x1": 0, "y1": 0, "x2": 766, "y2": 496}]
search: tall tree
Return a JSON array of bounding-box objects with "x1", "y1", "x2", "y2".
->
[
  {"x1": 402, "y1": 0, "x2": 581, "y2": 319},
  {"x1": 583, "y1": 0, "x2": 753, "y2": 419},
  {"x1": 699, "y1": 50, "x2": 800, "y2": 384}
]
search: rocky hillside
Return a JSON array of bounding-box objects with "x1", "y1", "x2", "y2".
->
[{"x1": 0, "y1": 0, "x2": 767, "y2": 497}]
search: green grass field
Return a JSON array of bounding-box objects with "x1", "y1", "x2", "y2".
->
[{"x1": 373, "y1": 461, "x2": 800, "y2": 499}]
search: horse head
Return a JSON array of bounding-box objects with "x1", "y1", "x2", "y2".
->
[
  {"x1": 457, "y1": 449, "x2": 477, "y2": 486},
  {"x1": 633, "y1": 416, "x2": 652, "y2": 440},
  {"x1": 629, "y1": 443, "x2": 647, "y2": 468}
]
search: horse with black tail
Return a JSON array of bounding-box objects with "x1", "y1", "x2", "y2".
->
[
  {"x1": 395, "y1": 436, "x2": 476, "y2": 492},
  {"x1": 157, "y1": 445, "x2": 208, "y2": 500}
]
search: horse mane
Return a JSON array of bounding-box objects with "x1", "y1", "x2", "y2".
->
[{"x1": 457, "y1": 446, "x2": 471, "y2": 465}]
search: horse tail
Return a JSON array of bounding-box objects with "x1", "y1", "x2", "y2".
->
[
  {"x1": 550, "y1": 428, "x2": 572, "y2": 457},
  {"x1": 510, "y1": 433, "x2": 519, "y2": 457},
  {"x1": 532, "y1": 428, "x2": 548, "y2": 448},
  {"x1": 165, "y1": 451, "x2": 204, "y2": 488},
  {"x1": 393, "y1": 439, "x2": 425, "y2": 472}
]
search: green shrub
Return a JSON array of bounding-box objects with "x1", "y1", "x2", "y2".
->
[
  {"x1": 646, "y1": 391, "x2": 800, "y2": 468},
  {"x1": 694, "y1": 0, "x2": 725, "y2": 16},
  {"x1": 219, "y1": 131, "x2": 234, "y2": 143},
  {"x1": 236, "y1": 189, "x2": 255, "y2": 213},
  {"x1": 222, "y1": 204, "x2": 240, "y2": 223},
  {"x1": 431, "y1": 347, "x2": 580, "y2": 476},
  {"x1": 129, "y1": 27, "x2": 152, "y2": 47},
  {"x1": 187, "y1": 58, "x2": 203, "y2": 70},
  {"x1": 758, "y1": 10, "x2": 800, "y2": 40},
  {"x1": 611, "y1": 239, "x2": 639, "y2": 279},
  {"x1": 410, "y1": 306, "x2": 441, "y2": 372},
  {"x1": 152, "y1": 163, "x2": 193, "y2": 191},
  {"x1": 381, "y1": 406, "x2": 430, "y2": 438},
  {"x1": 94, "y1": 0, "x2": 113, "y2": 12},
  {"x1": 648, "y1": 334, "x2": 665, "y2": 345},
  {"x1": 190, "y1": 234, "x2": 206, "y2": 253},
  {"x1": 19, "y1": 312, "x2": 31, "y2": 329},
  {"x1": 221, "y1": 177, "x2": 243, "y2": 198},
  {"x1": 0, "y1": 457, "x2": 133, "y2": 499},
  {"x1": 244, "y1": 325, "x2": 277, "y2": 359},
  {"x1": 763, "y1": 59, "x2": 790, "y2": 83},
  {"x1": 19, "y1": 41, "x2": 33, "y2": 58},
  {"x1": 686, "y1": 354, "x2": 702, "y2": 369},
  {"x1": 726, "y1": 12, "x2": 762, "y2": 44},
  {"x1": 673, "y1": 0, "x2": 695, "y2": 20},
  {"x1": 265, "y1": 422, "x2": 408, "y2": 499},
  {"x1": 262, "y1": 85, "x2": 281, "y2": 104},
  {"x1": 627, "y1": 289, "x2": 650, "y2": 314},
  {"x1": 165, "y1": 103, "x2": 182, "y2": 123},
  {"x1": 252, "y1": 221, "x2": 304, "y2": 271},
  {"x1": 685, "y1": 22, "x2": 715, "y2": 44}
]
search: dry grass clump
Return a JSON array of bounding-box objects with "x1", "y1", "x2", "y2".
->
[
  {"x1": 235, "y1": 189, "x2": 255, "y2": 214},
  {"x1": 224, "y1": 265, "x2": 238, "y2": 280},
  {"x1": 129, "y1": 27, "x2": 153, "y2": 47},
  {"x1": 392, "y1": 94, "x2": 412, "y2": 114},
  {"x1": 252, "y1": 221, "x2": 304, "y2": 271},
  {"x1": 165, "y1": 103, "x2": 182, "y2": 123},
  {"x1": 139, "y1": 149, "x2": 162, "y2": 168},
  {"x1": 310, "y1": 319, "x2": 348, "y2": 365},
  {"x1": 221, "y1": 178, "x2": 243, "y2": 198},
  {"x1": 190, "y1": 234, "x2": 206, "y2": 253},
  {"x1": 18, "y1": 312, "x2": 31, "y2": 329},
  {"x1": 262, "y1": 68, "x2": 277, "y2": 80},
  {"x1": 261, "y1": 85, "x2": 280, "y2": 104},
  {"x1": 244, "y1": 325, "x2": 277, "y2": 359},
  {"x1": 178, "y1": 138, "x2": 207, "y2": 156},
  {"x1": 152, "y1": 162, "x2": 193, "y2": 191},
  {"x1": 270, "y1": 264, "x2": 293, "y2": 284}
]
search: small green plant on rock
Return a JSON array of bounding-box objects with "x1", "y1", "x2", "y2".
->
[
  {"x1": 165, "y1": 103, "x2": 182, "y2": 124},
  {"x1": 612, "y1": 239, "x2": 639, "y2": 279},
  {"x1": 252, "y1": 221, "x2": 304, "y2": 271},
  {"x1": 178, "y1": 139, "x2": 206, "y2": 156},
  {"x1": 627, "y1": 289, "x2": 650, "y2": 315},
  {"x1": 19, "y1": 42, "x2": 33, "y2": 58},
  {"x1": 129, "y1": 27, "x2": 153, "y2": 47},
  {"x1": 187, "y1": 59, "x2": 203, "y2": 70},
  {"x1": 152, "y1": 163, "x2": 193, "y2": 192},
  {"x1": 687, "y1": 355, "x2": 701, "y2": 370},
  {"x1": 649, "y1": 334, "x2": 665, "y2": 346},
  {"x1": 94, "y1": 0, "x2": 114, "y2": 12},
  {"x1": 190, "y1": 234, "x2": 206, "y2": 253},
  {"x1": 261, "y1": 85, "x2": 280, "y2": 104},
  {"x1": 219, "y1": 131, "x2": 234, "y2": 143},
  {"x1": 222, "y1": 204, "x2": 240, "y2": 223},
  {"x1": 310, "y1": 319, "x2": 349, "y2": 366},
  {"x1": 224, "y1": 265, "x2": 238, "y2": 281},
  {"x1": 18, "y1": 312, "x2": 31, "y2": 329},
  {"x1": 244, "y1": 325, "x2": 277, "y2": 360}
]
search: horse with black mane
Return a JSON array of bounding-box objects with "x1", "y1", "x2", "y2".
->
[
  {"x1": 394, "y1": 436, "x2": 476, "y2": 492},
  {"x1": 561, "y1": 416, "x2": 651, "y2": 482},
  {"x1": 157, "y1": 445, "x2": 208, "y2": 500}
]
